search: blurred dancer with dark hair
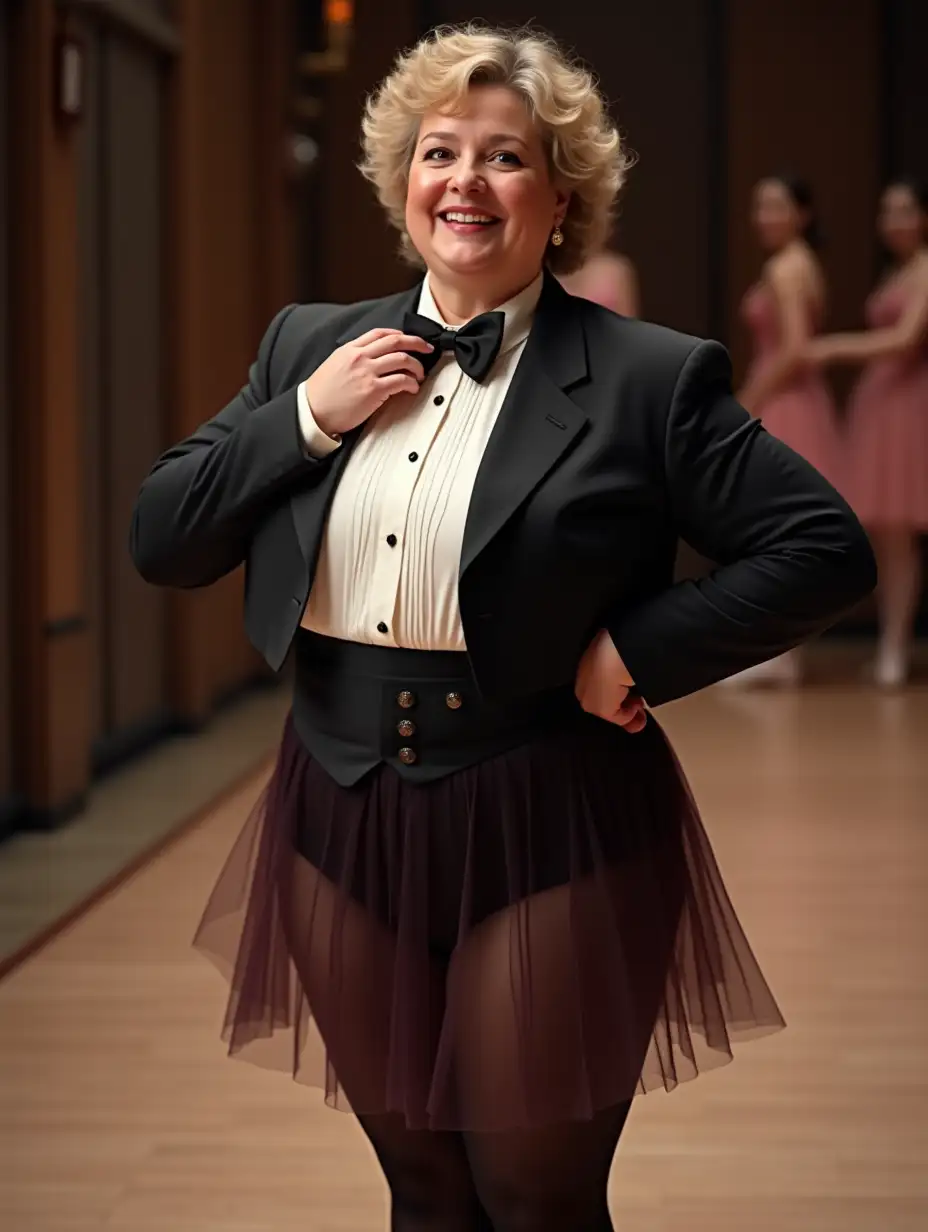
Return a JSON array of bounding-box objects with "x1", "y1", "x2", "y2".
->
[
  {"x1": 727, "y1": 174, "x2": 843, "y2": 686},
  {"x1": 808, "y1": 178, "x2": 928, "y2": 687}
]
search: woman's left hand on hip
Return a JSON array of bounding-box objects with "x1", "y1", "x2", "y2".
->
[{"x1": 575, "y1": 629, "x2": 648, "y2": 733}]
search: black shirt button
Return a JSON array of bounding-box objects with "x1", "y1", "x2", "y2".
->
[
  {"x1": 386, "y1": 534, "x2": 397, "y2": 547},
  {"x1": 377, "y1": 621, "x2": 388, "y2": 634},
  {"x1": 408, "y1": 452, "x2": 419, "y2": 463},
  {"x1": 433, "y1": 395, "x2": 445, "y2": 406}
]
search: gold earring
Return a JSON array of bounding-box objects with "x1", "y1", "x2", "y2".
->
[{"x1": 551, "y1": 226, "x2": 564, "y2": 247}]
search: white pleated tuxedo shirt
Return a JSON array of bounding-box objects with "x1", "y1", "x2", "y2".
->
[{"x1": 298, "y1": 273, "x2": 543, "y2": 651}]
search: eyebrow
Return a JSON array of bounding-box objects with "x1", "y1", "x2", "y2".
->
[{"x1": 418, "y1": 130, "x2": 530, "y2": 148}]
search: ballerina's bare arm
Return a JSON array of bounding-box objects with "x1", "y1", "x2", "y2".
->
[{"x1": 808, "y1": 256, "x2": 928, "y2": 365}]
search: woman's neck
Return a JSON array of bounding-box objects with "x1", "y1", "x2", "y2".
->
[{"x1": 427, "y1": 269, "x2": 540, "y2": 325}]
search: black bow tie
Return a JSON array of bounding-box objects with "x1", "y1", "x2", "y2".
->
[{"x1": 403, "y1": 309, "x2": 506, "y2": 384}]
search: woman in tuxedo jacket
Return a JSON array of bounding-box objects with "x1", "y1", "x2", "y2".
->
[{"x1": 130, "y1": 24, "x2": 875, "y2": 1231}]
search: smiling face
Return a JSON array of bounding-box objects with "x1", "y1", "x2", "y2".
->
[{"x1": 405, "y1": 84, "x2": 569, "y2": 309}]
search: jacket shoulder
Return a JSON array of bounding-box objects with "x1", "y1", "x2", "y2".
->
[
  {"x1": 575, "y1": 299, "x2": 727, "y2": 392},
  {"x1": 586, "y1": 300, "x2": 706, "y2": 360}
]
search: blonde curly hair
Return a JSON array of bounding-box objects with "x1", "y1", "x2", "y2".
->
[{"x1": 359, "y1": 24, "x2": 633, "y2": 276}]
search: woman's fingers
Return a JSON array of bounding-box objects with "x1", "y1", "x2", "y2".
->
[
  {"x1": 355, "y1": 330, "x2": 435, "y2": 358},
  {"x1": 377, "y1": 372, "x2": 422, "y2": 399},
  {"x1": 371, "y1": 351, "x2": 428, "y2": 382}
]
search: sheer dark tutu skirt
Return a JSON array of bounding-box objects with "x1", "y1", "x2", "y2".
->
[{"x1": 194, "y1": 710, "x2": 784, "y2": 1132}]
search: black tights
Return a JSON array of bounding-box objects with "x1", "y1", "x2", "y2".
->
[{"x1": 358, "y1": 1102, "x2": 631, "y2": 1232}]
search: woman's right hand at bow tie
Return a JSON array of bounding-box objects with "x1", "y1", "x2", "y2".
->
[{"x1": 303, "y1": 328, "x2": 435, "y2": 441}]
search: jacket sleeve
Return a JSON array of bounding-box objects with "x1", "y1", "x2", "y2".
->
[
  {"x1": 607, "y1": 339, "x2": 877, "y2": 706},
  {"x1": 129, "y1": 304, "x2": 330, "y2": 589}
]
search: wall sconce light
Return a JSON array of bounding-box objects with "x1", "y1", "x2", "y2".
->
[
  {"x1": 325, "y1": 0, "x2": 354, "y2": 27},
  {"x1": 300, "y1": 0, "x2": 355, "y2": 76}
]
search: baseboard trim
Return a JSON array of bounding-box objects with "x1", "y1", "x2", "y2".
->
[
  {"x1": 0, "y1": 792, "x2": 27, "y2": 843},
  {"x1": 0, "y1": 753, "x2": 274, "y2": 983},
  {"x1": 16, "y1": 792, "x2": 87, "y2": 834}
]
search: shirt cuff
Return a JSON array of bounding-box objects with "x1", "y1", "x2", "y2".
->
[{"x1": 297, "y1": 382, "x2": 343, "y2": 458}]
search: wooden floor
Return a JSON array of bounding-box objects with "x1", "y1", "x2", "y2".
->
[{"x1": 1, "y1": 682, "x2": 927, "y2": 1231}]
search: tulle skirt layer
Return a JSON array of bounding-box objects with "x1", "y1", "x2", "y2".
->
[{"x1": 194, "y1": 710, "x2": 784, "y2": 1132}]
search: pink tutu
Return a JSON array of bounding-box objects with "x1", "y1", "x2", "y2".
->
[
  {"x1": 843, "y1": 280, "x2": 928, "y2": 529},
  {"x1": 757, "y1": 380, "x2": 845, "y2": 492}
]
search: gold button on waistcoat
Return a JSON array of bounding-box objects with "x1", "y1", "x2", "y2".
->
[
  {"x1": 397, "y1": 719, "x2": 416, "y2": 738},
  {"x1": 396, "y1": 691, "x2": 416, "y2": 709},
  {"x1": 398, "y1": 747, "x2": 417, "y2": 765},
  {"x1": 445, "y1": 691, "x2": 463, "y2": 710}
]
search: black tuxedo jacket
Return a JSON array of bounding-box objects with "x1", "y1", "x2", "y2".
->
[{"x1": 130, "y1": 273, "x2": 875, "y2": 708}]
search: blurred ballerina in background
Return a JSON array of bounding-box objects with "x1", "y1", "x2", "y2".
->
[
  {"x1": 561, "y1": 245, "x2": 640, "y2": 317},
  {"x1": 808, "y1": 178, "x2": 928, "y2": 687},
  {"x1": 726, "y1": 173, "x2": 844, "y2": 687}
]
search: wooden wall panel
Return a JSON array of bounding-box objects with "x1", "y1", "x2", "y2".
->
[
  {"x1": 0, "y1": 0, "x2": 13, "y2": 830},
  {"x1": 8, "y1": 0, "x2": 93, "y2": 822},
  {"x1": 78, "y1": 27, "x2": 107, "y2": 752},
  {"x1": 884, "y1": 0, "x2": 928, "y2": 185},
  {"x1": 167, "y1": 0, "x2": 291, "y2": 723},
  {"x1": 726, "y1": 0, "x2": 883, "y2": 384},
  {"x1": 76, "y1": 13, "x2": 173, "y2": 770},
  {"x1": 99, "y1": 33, "x2": 169, "y2": 753},
  {"x1": 0, "y1": 0, "x2": 299, "y2": 832},
  {"x1": 251, "y1": 0, "x2": 299, "y2": 325}
]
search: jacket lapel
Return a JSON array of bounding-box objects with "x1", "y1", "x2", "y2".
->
[
  {"x1": 290, "y1": 282, "x2": 423, "y2": 571},
  {"x1": 459, "y1": 272, "x2": 589, "y2": 578}
]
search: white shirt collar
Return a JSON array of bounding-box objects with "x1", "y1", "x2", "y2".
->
[{"x1": 416, "y1": 271, "x2": 543, "y2": 359}]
